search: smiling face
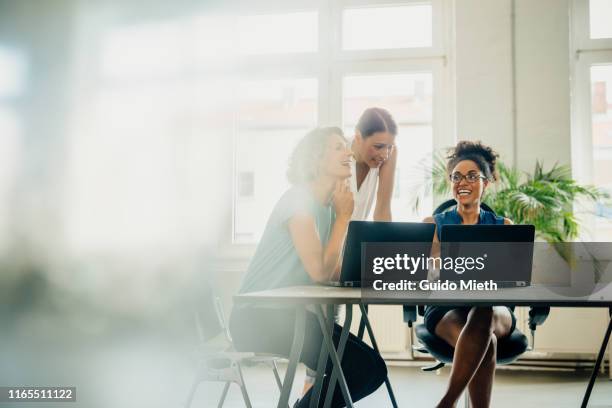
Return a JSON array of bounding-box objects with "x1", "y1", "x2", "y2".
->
[
  {"x1": 319, "y1": 133, "x2": 353, "y2": 180},
  {"x1": 354, "y1": 131, "x2": 395, "y2": 168},
  {"x1": 450, "y1": 159, "x2": 489, "y2": 206}
]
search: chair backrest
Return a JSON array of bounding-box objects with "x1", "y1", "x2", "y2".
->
[
  {"x1": 409, "y1": 199, "x2": 497, "y2": 319},
  {"x1": 195, "y1": 285, "x2": 231, "y2": 343},
  {"x1": 433, "y1": 198, "x2": 495, "y2": 215}
]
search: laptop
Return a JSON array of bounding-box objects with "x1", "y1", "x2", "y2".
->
[
  {"x1": 440, "y1": 224, "x2": 535, "y2": 288},
  {"x1": 328, "y1": 221, "x2": 436, "y2": 287}
]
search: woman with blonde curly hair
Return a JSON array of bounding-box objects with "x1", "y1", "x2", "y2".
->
[{"x1": 230, "y1": 127, "x2": 387, "y2": 407}]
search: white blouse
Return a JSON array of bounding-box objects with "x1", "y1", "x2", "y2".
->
[{"x1": 349, "y1": 158, "x2": 379, "y2": 221}]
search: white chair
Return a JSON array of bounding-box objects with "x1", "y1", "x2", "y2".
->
[{"x1": 185, "y1": 293, "x2": 287, "y2": 408}]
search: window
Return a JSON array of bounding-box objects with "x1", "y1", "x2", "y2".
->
[
  {"x1": 589, "y1": 0, "x2": 612, "y2": 39},
  {"x1": 591, "y1": 65, "x2": 612, "y2": 236},
  {"x1": 342, "y1": 4, "x2": 432, "y2": 50},
  {"x1": 225, "y1": 1, "x2": 452, "y2": 244},
  {"x1": 343, "y1": 73, "x2": 434, "y2": 221},
  {"x1": 227, "y1": 0, "x2": 450, "y2": 243},
  {"x1": 192, "y1": 11, "x2": 318, "y2": 61},
  {"x1": 70, "y1": 1, "x2": 451, "y2": 249},
  {"x1": 591, "y1": 66, "x2": 612, "y2": 184},
  {"x1": 571, "y1": 0, "x2": 612, "y2": 240},
  {"x1": 234, "y1": 78, "x2": 318, "y2": 243},
  {"x1": 233, "y1": 1, "x2": 453, "y2": 243},
  {"x1": 100, "y1": 20, "x2": 189, "y2": 79},
  {"x1": 237, "y1": 11, "x2": 318, "y2": 54},
  {"x1": 69, "y1": 9, "x2": 322, "y2": 251}
]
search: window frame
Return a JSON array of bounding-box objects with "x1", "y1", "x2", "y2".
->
[
  {"x1": 65, "y1": 0, "x2": 455, "y2": 257},
  {"x1": 333, "y1": 0, "x2": 447, "y2": 60},
  {"x1": 570, "y1": 0, "x2": 612, "y2": 183},
  {"x1": 570, "y1": 0, "x2": 612, "y2": 240},
  {"x1": 219, "y1": 0, "x2": 454, "y2": 257},
  {"x1": 572, "y1": 0, "x2": 612, "y2": 52}
]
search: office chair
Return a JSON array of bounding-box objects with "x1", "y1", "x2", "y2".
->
[
  {"x1": 185, "y1": 288, "x2": 287, "y2": 408},
  {"x1": 403, "y1": 199, "x2": 550, "y2": 407}
]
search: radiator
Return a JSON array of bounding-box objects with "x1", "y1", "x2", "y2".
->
[{"x1": 341, "y1": 305, "x2": 411, "y2": 354}]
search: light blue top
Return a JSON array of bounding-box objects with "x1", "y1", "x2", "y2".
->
[
  {"x1": 238, "y1": 185, "x2": 335, "y2": 295},
  {"x1": 425, "y1": 205, "x2": 507, "y2": 317}
]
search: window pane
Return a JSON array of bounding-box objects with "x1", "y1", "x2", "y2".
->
[
  {"x1": 237, "y1": 11, "x2": 318, "y2": 54},
  {"x1": 234, "y1": 78, "x2": 317, "y2": 243},
  {"x1": 590, "y1": 0, "x2": 612, "y2": 39},
  {"x1": 343, "y1": 4, "x2": 432, "y2": 50},
  {"x1": 343, "y1": 73, "x2": 434, "y2": 222},
  {"x1": 101, "y1": 11, "x2": 318, "y2": 77},
  {"x1": 193, "y1": 15, "x2": 236, "y2": 61},
  {"x1": 591, "y1": 65, "x2": 612, "y2": 238},
  {"x1": 102, "y1": 21, "x2": 189, "y2": 79}
]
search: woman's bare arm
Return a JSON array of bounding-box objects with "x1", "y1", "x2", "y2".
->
[
  {"x1": 373, "y1": 146, "x2": 397, "y2": 221},
  {"x1": 288, "y1": 214, "x2": 351, "y2": 282},
  {"x1": 288, "y1": 181, "x2": 354, "y2": 282}
]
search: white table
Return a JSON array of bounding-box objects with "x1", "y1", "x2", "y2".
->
[
  {"x1": 234, "y1": 286, "x2": 395, "y2": 408},
  {"x1": 234, "y1": 285, "x2": 612, "y2": 408}
]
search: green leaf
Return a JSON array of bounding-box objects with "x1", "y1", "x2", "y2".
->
[{"x1": 408, "y1": 153, "x2": 608, "y2": 245}]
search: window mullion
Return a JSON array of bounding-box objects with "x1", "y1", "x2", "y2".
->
[
  {"x1": 328, "y1": 0, "x2": 344, "y2": 126},
  {"x1": 318, "y1": 0, "x2": 332, "y2": 125}
]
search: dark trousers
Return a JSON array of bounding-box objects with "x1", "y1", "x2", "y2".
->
[{"x1": 229, "y1": 306, "x2": 387, "y2": 408}]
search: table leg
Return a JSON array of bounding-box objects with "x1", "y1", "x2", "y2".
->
[
  {"x1": 310, "y1": 306, "x2": 334, "y2": 408},
  {"x1": 315, "y1": 304, "x2": 354, "y2": 408},
  {"x1": 359, "y1": 303, "x2": 399, "y2": 408},
  {"x1": 278, "y1": 305, "x2": 306, "y2": 408},
  {"x1": 357, "y1": 304, "x2": 367, "y2": 340},
  {"x1": 323, "y1": 303, "x2": 353, "y2": 408},
  {"x1": 581, "y1": 308, "x2": 612, "y2": 408}
]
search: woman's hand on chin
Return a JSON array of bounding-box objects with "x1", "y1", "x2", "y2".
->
[{"x1": 333, "y1": 180, "x2": 354, "y2": 221}]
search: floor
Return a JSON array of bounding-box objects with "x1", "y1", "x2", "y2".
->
[
  {"x1": 194, "y1": 363, "x2": 612, "y2": 408},
  {"x1": 2, "y1": 332, "x2": 612, "y2": 408}
]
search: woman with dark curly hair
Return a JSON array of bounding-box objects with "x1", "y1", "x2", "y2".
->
[
  {"x1": 423, "y1": 141, "x2": 516, "y2": 408},
  {"x1": 229, "y1": 127, "x2": 387, "y2": 408}
]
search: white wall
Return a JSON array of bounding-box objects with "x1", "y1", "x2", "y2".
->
[
  {"x1": 455, "y1": 0, "x2": 514, "y2": 162},
  {"x1": 515, "y1": 0, "x2": 572, "y2": 170},
  {"x1": 455, "y1": 0, "x2": 572, "y2": 172}
]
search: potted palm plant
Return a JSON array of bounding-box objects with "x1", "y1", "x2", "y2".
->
[
  {"x1": 411, "y1": 153, "x2": 608, "y2": 243},
  {"x1": 409, "y1": 154, "x2": 609, "y2": 280}
]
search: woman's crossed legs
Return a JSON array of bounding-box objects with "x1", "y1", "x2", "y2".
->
[{"x1": 433, "y1": 306, "x2": 513, "y2": 408}]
